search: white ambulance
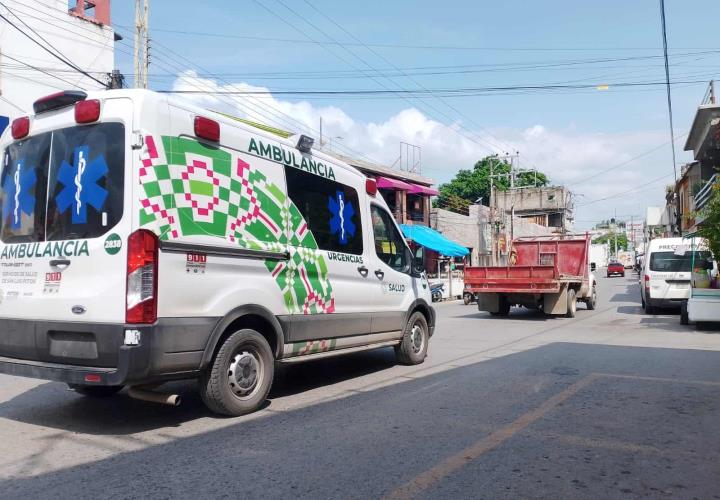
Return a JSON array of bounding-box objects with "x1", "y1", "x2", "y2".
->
[
  {"x1": 639, "y1": 237, "x2": 711, "y2": 314},
  {"x1": 0, "y1": 89, "x2": 435, "y2": 416}
]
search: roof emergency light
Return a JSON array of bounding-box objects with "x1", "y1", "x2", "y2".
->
[
  {"x1": 366, "y1": 178, "x2": 377, "y2": 196},
  {"x1": 194, "y1": 116, "x2": 220, "y2": 142},
  {"x1": 75, "y1": 99, "x2": 101, "y2": 123},
  {"x1": 296, "y1": 134, "x2": 314, "y2": 153},
  {"x1": 33, "y1": 90, "x2": 87, "y2": 114},
  {"x1": 11, "y1": 117, "x2": 30, "y2": 140}
]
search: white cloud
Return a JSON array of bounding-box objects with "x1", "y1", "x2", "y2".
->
[{"x1": 170, "y1": 71, "x2": 686, "y2": 228}]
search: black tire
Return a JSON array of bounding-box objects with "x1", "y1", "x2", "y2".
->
[
  {"x1": 586, "y1": 285, "x2": 597, "y2": 310},
  {"x1": 641, "y1": 295, "x2": 646, "y2": 309},
  {"x1": 463, "y1": 293, "x2": 471, "y2": 305},
  {"x1": 565, "y1": 288, "x2": 577, "y2": 318},
  {"x1": 680, "y1": 301, "x2": 689, "y2": 325},
  {"x1": 199, "y1": 329, "x2": 274, "y2": 417},
  {"x1": 395, "y1": 312, "x2": 429, "y2": 365},
  {"x1": 67, "y1": 384, "x2": 123, "y2": 398},
  {"x1": 644, "y1": 299, "x2": 655, "y2": 315},
  {"x1": 493, "y1": 295, "x2": 511, "y2": 317}
]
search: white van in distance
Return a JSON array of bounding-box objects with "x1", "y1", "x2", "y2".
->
[
  {"x1": 0, "y1": 90, "x2": 435, "y2": 416},
  {"x1": 639, "y1": 237, "x2": 710, "y2": 314}
]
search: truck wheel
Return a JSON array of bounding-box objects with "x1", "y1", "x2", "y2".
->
[
  {"x1": 565, "y1": 289, "x2": 577, "y2": 318},
  {"x1": 680, "y1": 302, "x2": 689, "y2": 325},
  {"x1": 463, "y1": 293, "x2": 471, "y2": 305},
  {"x1": 493, "y1": 296, "x2": 511, "y2": 316},
  {"x1": 395, "y1": 312, "x2": 429, "y2": 365},
  {"x1": 67, "y1": 384, "x2": 124, "y2": 398},
  {"x1": 586, "y1": 285, "x2": 597, "y2": 310},
  {"x1": 199, "y1": 329, "x2": 274, "y2": 417}
]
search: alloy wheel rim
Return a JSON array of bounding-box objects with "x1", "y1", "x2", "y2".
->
[
  {"x1": 227, "y1": 349, "x2": 262, "y2": 399},
  {"x1": 410, "y1": 324, "x2": 424, "y2": 354}
]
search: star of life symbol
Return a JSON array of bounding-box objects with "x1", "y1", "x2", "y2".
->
[
  {"x1": 56, "y1": 145, "x2": 108, "y2": 224},
  {"x1": 13, "y1": 162, "x2": 21, "y2": 226},
  {"x1": 1, "y1": 159, "x2": 36, "y2": 230},
  {"x1": 328, "y1": 190, "x2": 355, "y2": 246},
  {"x1": 74, "y1": 149, "x2": 86, "y2": 217}
]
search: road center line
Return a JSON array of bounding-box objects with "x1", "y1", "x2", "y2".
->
[{"x1": 384, "y1": 374, "x2": 599, "y2": 500}]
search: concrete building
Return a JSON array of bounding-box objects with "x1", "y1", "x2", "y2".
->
[
  {"x1": 682, "y1": 81, "x2": 719, "y2": 233},
  {"x1": 335, "y1": 153, "x2": 438, "y2": 226},
  {"x1": 492, "y1": 186, "x2": 574, "y2": 233},
  {"x1": 431, "y1": 204, "x2": 553, "y2": 267},
  {"x1": 0, "y1": 0, "x2": 117, "y2": 132}
]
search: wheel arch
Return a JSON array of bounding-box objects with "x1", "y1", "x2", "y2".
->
[
  {"x1": 405, "y1": 299, "x2": 436, "y2": 337},
  {"x1": 201, "y1": 305, "x2": 285, "y2": 369}
]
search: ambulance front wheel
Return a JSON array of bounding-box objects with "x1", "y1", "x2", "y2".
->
[
  {"x1": 395, "y1": 312, "x2": 429, "y2": 365},
  {"x1": 199, "y1": 329, "x2": 274, "y2": 417}
]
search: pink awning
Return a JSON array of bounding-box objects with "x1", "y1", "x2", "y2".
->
[
  {"x1": 409, "y1": 183, "x2": 440, "y2": 196},
  {"x1": 376, "y1": 176, "x2": 413, "y2": 190}
]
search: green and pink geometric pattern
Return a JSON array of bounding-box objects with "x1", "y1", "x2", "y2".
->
[{"x1": 138, "y1": 135, "x2": 334, "y2": 314}]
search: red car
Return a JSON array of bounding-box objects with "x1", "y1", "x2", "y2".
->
[{"x1": 607, "y1": 261, "x2": 625, "y2": 277}]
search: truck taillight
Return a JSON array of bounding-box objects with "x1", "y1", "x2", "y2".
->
[
  {"x1": 126, "y1": 230, "x2": 158, "y2": 324},
  {"x1": 644, "y1": 275, "x2": 650, "y2": 282}
]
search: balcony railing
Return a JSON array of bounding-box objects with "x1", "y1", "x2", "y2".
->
[{"x1": 694, "y1": 173, "x2": 718, "y2": 224}]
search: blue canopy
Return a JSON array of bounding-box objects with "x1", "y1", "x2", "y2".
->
[{"x1": 399, "y1": 224, "x2": 469, "y2": 258}]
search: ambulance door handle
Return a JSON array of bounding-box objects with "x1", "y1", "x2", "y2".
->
[
  {"x1": 357, "y1": 266, "x2": 369, "y2": 277},
  {"x1": 374, "y1": 269, "x2": 385, "y2": 280},
  {"x1": 50, "y1": 259, "x2": 71, "y2": 270}
]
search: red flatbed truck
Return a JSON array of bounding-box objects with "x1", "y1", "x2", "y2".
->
[{"x1": 464, "y1": 234, "x2": 597, "y2": 317}]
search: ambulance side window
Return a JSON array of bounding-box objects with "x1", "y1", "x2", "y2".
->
[
  {"x1": 371, "y1": 205, "x2": 408, "y2": 273},
  {"x1": 285, "y1": 166, "x2": 363, "y2": 255}
]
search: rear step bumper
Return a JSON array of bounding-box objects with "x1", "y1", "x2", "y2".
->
[
  {"x1": 0, "y1": 333, "x2": 152, "y2": 386},
  {"x1": 0, "y1": 317, "x2": 219, "y2": 386}
]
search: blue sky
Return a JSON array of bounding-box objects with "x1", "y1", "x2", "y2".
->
[{"x1": 111, "y1": 0, "x2": 720, "y2": 228}]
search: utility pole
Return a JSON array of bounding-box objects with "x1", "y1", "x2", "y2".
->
[
  {"x1": 489, "y1": 157, "x2": 495, "y2": 265},
  {"x1": 134, "y1": 0, "x2": 150, "y2": 89}
]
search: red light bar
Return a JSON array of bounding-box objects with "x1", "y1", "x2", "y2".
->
[
  {"x1": 11, "y1": 117, "x2": 30, "y2": 140},
  {"x1": 194, "y1": 116, "x2": 220, "y2": 142},
  {"x1": 33, "y1": 90, "x2": 87, "y2": 114},
  {"x1": 75, "y1": 99, "x2": 101, "y2": 123}
]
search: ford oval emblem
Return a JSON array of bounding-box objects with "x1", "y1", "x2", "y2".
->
[{"x1": 71, "y1": 305, "x2": 86, "y2": 315}]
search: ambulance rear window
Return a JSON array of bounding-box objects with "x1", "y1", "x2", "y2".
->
[{"x1": 0, "y1": 123, "x2": 125, "y2": 243}]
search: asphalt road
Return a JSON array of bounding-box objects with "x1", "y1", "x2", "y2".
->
[{"x1": 1, "y1": 273, "x2": 720, "y2": 499}]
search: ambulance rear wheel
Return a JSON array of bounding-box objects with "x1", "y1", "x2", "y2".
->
[
  {"x1": 67, "y1": 384, "x2": 124, "y2": 398},
  {"x1": 199, "y1": 329, "x2": 274, "y2": 417}
]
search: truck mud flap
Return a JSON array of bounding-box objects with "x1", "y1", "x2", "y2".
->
[
  {"x1": 544, "y1": 285, "x2": 569, "y2": 315},
  {"x1": 477, "y1": 293, "x2": 499, "y2": 313}
]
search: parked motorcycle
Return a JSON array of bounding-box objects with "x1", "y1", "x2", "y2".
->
[{"x1": 431, "y1": 283, "x2": 444, "y2": 302}]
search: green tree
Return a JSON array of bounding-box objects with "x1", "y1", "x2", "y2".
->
[
  {"x1": 593, "y1": 232, "x2": 628, "y2": 252},
  {"x1": 436, "y1": 156, "x2": 549, "y2": 213},
  {"x1": 696, "y1": 182, "x2": 720, "y2": 259}
]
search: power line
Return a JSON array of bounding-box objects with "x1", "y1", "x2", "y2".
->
[
  {"x1": 566, "y1": 131, "x2": 688, "y2": 187},
  {"x1": 155, "y1": 78, "x2": 717, "y2": 96},
  {"x1": 1, "y1": 52, "x2": 86, "y2": 89},
  {"x1": 129, "y1": 26, "x2": 719, "y2": 53},
  {"x1": 0, "y1": 3, "x2": 108, "y2": 88},
  {"x1": 258, "y1": 0, "x2": 506, "y2": 155},
  {"x1": 300, "y1": 0, "x2": 522, "y2": 160},
  {"x1": 577, "y1": 172, "x2": 674, "y2": 206}
]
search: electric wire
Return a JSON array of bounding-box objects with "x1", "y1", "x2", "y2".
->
[{"x1": 0, "y1": 2, "x2": 108, "y2": 88}]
